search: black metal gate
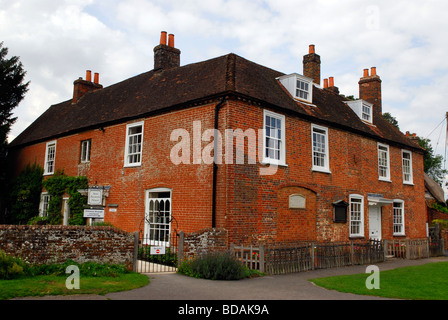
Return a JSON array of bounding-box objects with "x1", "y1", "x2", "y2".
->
[{"x1": 136, "y1": 231, "x2": 180, "y2": 273}]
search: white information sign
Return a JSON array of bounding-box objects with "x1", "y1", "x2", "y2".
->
[
  {"x1": 83, "y1": 209, "x2": 105, "y2": 218},
  {"x1": 150, "y1": 246, "x2": 166, "y2": 255},
  {"x1": 88, "y1": 189, "x2": 103, "y2": 206}
]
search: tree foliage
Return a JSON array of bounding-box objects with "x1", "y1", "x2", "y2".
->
[
  {"x1": 6, "y1": 163, "x2": 43, "y2": 224},
  {"x1": 0, "y1": 42, "x2": 29, "y2": 221},
  {"x1": 382, "y1": 112, "x2": 400, "y2": 130}
]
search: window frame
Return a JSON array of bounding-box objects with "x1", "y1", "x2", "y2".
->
[
  {"x1": 124, "y1": 121, "x2": 144, "y2": 167},
  {"x1": 349, "y1": 194, "x2": 364, "y2": 238},
  {"x1": 80, "y1": 139, "x2": 92, "y2": 163},
  {"x1": 44, "y1": 140, "x2": 57, "y2": 175},
  {"x1": 402, "y1": 150, "x2": 413, "y2": 184},
  {"x1": 262, "y1": 110, "x2": 286, "y2": 166},
  {"x1": 361, "y1": 102, "x2": 372, "y2": 123},
  {"x1": 393, "y1": 200, "x2": 405, "y2": 236},
  {"x1": 311, "y1": 124, "x2": 330, "y2": 173},
  {"x1": 39, "y1": 192, "x2": 51, "y2": 218},
  {"x1": 377, "y1": 143, "x2": 391, "y2": 181}
]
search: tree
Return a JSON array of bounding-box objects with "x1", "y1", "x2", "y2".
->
[
  {"x1": 6, "y1": 163, "x2": 43, "y2": 224},
  {"x1": 0, "y1": 42, "x2": 29, "y2": 220},
  {"x1": 0, "y1": 42, "x2": 29, "y2": 145},
  {"x1": 383, "y1": 112, "x2": 400, "y2": 130}
]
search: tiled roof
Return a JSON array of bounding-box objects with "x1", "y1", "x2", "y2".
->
[{"x1": 9, "y1": 53, "x2": 423, "y2": 152}]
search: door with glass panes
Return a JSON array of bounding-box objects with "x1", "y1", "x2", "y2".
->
[{"x1": 144, "y1": 188, "x2": 172, "y2": 246}]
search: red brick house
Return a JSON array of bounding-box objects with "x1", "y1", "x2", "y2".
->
[{"x1": 8, "y1": 32, "x2": 427, "y2": 245}]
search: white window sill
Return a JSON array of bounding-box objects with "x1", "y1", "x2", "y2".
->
[
  {"x1": 43, "y1": 172, "x2": 54, "y2": 176},
  {"x1": 261, "y1": 159, "x2": 287, "y2": 167},
  {"x1": 403, "y1": 181, "x2": 414, "y2": 186},
  {"x1": 312, "y1": 167, "x2": 331, "y2": 174},
  {"x1": 393, "y1": 233, "x2": 406, "y2": 237},
  {"x1": 124, "y1": 163, "x2": 142, "y2": 168},
  {"x1": 379, "y1": 178, "x2": 392, "y2": 183}
]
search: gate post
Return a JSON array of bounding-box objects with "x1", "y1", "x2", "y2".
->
[
  {"x1": 133, "y1": 231, "x2": 139, "y2": 272},
  {"x1": 178, "y1": 231, "x2": 185, "y2": 266},
  {"x1": 259, "y1": 244, "x2": 265, "y2": 274}
]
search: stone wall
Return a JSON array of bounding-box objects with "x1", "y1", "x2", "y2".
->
[
  {"x1": 181, "y1": 228, "x2": 228, "y2": 259},
  {"x1": 0, "y1": 225, "x2": 136, "y2": 270}
]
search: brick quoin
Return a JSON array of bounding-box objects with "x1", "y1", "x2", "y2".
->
[{"x1": 8, "y1": 33, "x2": 428, "y2": 247}]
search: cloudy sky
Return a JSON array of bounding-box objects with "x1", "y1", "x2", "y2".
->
[{"x1": 1, "y1": 0, "x2": 448, "y2": 159}]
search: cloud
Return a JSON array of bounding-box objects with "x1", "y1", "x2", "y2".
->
[{"x1": 2, "y1": 0, "x2": 448, "y2": 158}]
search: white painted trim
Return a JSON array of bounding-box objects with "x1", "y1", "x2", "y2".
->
[
  {"x1": 262, "y1": 110, "x2": 286, "y2": 166},
  {"x1": 311, "y1": 124, "x2": 331, "y2": 173},
  {"x1": 124, "y1": 121, "x2": 144, "y2": 167}
]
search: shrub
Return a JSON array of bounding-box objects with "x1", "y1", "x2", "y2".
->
[
  {"x1": 178, "y1": 251, "x2": 249, "y2": 280},
  {"x1": 0, "y1": 250, "x2": 31, "y2": 280}
]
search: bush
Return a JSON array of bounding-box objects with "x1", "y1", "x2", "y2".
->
[
  {"x1": 0, "y1": 250, "x2": 31, "y2": 280},
  {"x1": 178, "y1": 251, "x2": 249, "y2": 280}
]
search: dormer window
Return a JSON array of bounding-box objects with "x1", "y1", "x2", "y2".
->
[
  {"x1": 345, "y1": 100, "x2": 373, "y2": 124},
  {"x1": 277, "y1": 73, "x2": 313, "y2": 104},
  {"x1": 362, "y1": 103, "x2": 372, "y2": 122},
  {"x1": 296, "y1": 79, "x2": 310, "y2": 101}
]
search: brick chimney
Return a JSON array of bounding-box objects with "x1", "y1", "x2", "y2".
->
[
  {"x1": 303, "y1": 44, "x2": 321, "y2": 85},
  {"x1": 72, "y1": 70, "x2": 103, "y2": 103},
  {"x1": 359, "y1": 67, "x2": 382, "y2": 115},
  {"x1": 154, "y1": 31, "x2": 181, "y2": 71},
  {"x1": 323, "y1": 76, "x2": 339, "y2": 94}
]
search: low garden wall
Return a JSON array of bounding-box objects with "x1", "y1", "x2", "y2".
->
[
  {"x1": 0, "y1": 225, "x2": 136, "y2": 270},
  {"x1": 181, "y1": 228, "x2": 228, "y2": 259}
]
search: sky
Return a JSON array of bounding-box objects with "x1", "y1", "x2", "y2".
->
[{"x1": 1, "y1": 0, "x2": 448, "y2": 161}]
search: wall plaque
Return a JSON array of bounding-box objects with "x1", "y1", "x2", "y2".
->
[
  {"x1": 289, "y1": 194, "x2": 306, "y2": 209},
  {"x1": 88, "y1": 189, "x2": 103, "y2": 206}
]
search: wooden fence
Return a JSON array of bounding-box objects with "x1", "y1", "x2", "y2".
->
[
  {"x1": 385, "y1": 238, "x2": 444, "y2": 259},
  {"x1": 231, "y1": 240, "x2": 384, "y2": 275}
]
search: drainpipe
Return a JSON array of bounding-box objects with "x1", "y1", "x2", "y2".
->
[{"x1": 212, "y1": 97, "x2": 227, "y2": 228}]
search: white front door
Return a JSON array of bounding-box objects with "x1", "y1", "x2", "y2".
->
[
  {"x1": 144, "y1": 188, "x2": 172, "y2": 246},
  {"x1": 369, "y1": 206, "x2": 382, "y2": 240}
]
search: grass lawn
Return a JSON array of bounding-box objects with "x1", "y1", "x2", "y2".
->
[
  {"x1": 309, "y1": 261, "x2": 448, "y2": 300},
  {"x1": 0, "y1": 273, "x2": 149, "y2": 300}
]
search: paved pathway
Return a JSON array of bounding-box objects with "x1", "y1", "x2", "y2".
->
[{"x1": 15, "y1": 256, "x2": 448, "y2": 301}]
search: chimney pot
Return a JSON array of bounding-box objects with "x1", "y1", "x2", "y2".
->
[
  {"x1": 363, "y1": 69, "x2": 369, "y2": 77},
  {"x1": 160, "y1": 31, "x2": 167, "y2": 45},
  {"x1": 371, "y1": 67, "x2": 377, "y2": 76},
  {"x1": 94, "y1": 73, "x2": 99, "y2": 84},
  {"x1": 323, "y1": 78, "x2": 328, "y2": 89},
  {"x1": 154, "y1": 31, "x2": 181, "y2": 70},
  {"x1": 329, "y1": 76, "x2": 334, "y2": 87},
  {"x1": 86, "y1": 70, "x2": 92, "y2": 82},
  {"x1": 168, "y1": 34, "x2": 175, "y2": 47},
  {"x1": 309, "y1": 44, "x2": 315, "y2": 54}
]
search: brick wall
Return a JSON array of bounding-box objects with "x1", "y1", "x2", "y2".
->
[
  {"x1": 0, "y1": 225, "x2": 136, "y2": 269},
  {"x1": 182, "y1": 228, "x2": 228, "y2": 258},
  {"x1": 8, "y1": 103, "x2": 218, "y2": 234},
  {"x1": 223, "y1": 100, "x2": 427, "y2": 244},
  {"x1": 8, "y1": 97, "x2": 428, "y2": 247}
]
